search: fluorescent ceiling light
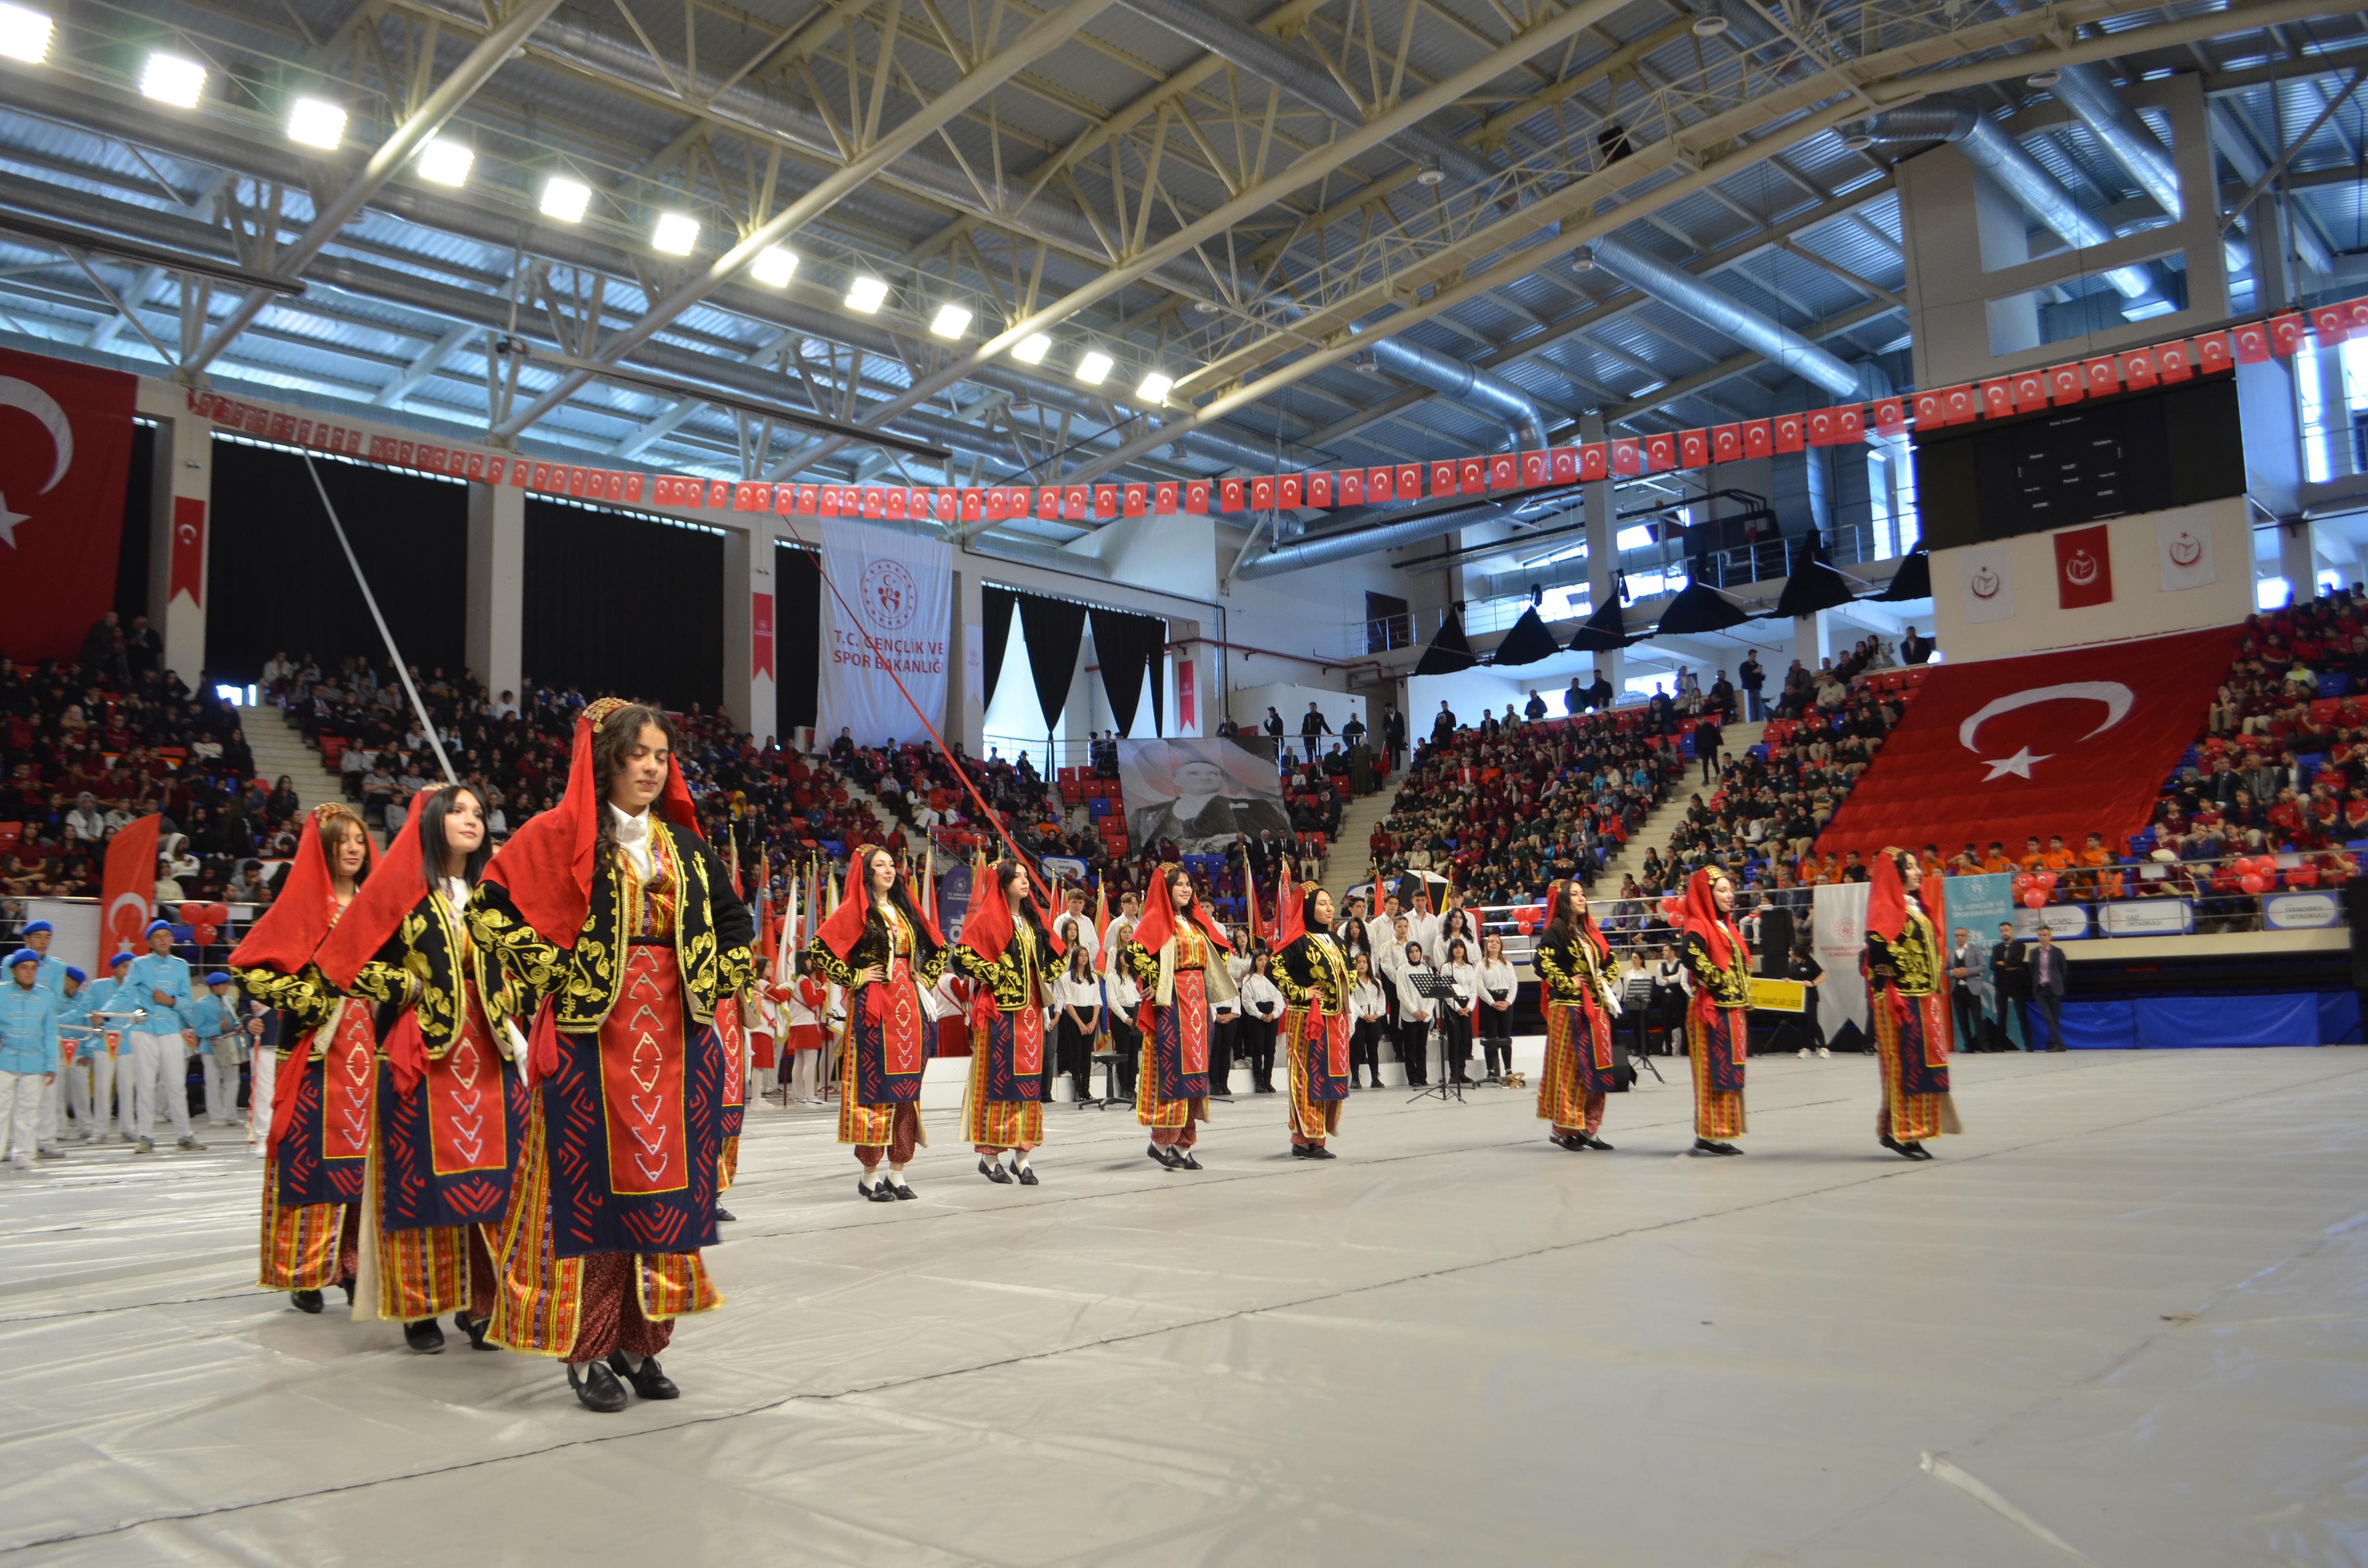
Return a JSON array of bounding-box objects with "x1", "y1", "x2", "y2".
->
[
  {"x1": 1013, "y1": 332, "x2": 1051, "y2": 365},
  {"x1": 652, "y1": 211, "x2": 699, "y2": 256},
  {"x1": 0, "y1": 3, "x2": 54, "y2": 65},
  {"x1": 140, "y1": 52, "x2": 206, "y2": 109},
  {"x1": 845, "y1": 275, "x2": 888, "y2": 313},
  {"x1": 1136, "y1": 371, "x2": 1173, "y2": 403},
  {"x1": 929, "y1": 303, "x2": 972, "y2": 340},
  {"x1": 417, "y1": 137, "x2": 473, "y2": 186},
  {"x1": 286, "y1": 98, "x2": 345, "y2": 150},
  {"x1": 1074, "y1": 350, "x2": 1112, "y2": 386},
  {"x1": 751, "y1": 245, "x2": 798, "y2": 287},
  {"x1": 540, "y1": 176, "x2": 591, "y2": 222}
]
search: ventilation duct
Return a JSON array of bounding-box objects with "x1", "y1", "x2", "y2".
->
[
  {"x1": 1233, "y1": 499, "x2": 1509, "y2": 578},
  {"x1": 2046, "y1": 65, "x2": 2252, "y2": 276},
  {"x1": 1579, "y1": 235, "x2": 1862, "y2": 399}
]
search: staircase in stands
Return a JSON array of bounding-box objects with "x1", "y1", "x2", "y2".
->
[
  {"x1": 1589, "y1": 721, "x2": 1765, "y2": 895},
  {"x1": 1320, "y1": 772, "x2": 1406, "y2": 907},
  {"x1": 239, "y1": 706, "x2": 353, "y2": 827}
]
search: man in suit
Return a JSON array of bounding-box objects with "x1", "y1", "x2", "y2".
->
[
  {"x1": 1946, "y1": 927, "x2": 1984, "y2": 1052},
  {"x1": 1381, "y1": 704, "x2": 1406, "y2": 771},
  {"x1": 1987, "y1": 921, "x2": 2029, "y2": 1050},
  {"x1": 1298, "y1": 702, "x2": 1331, "y2": 763},
  {"x1": 2028, "y1": 926, "x2": 2068, "y2": 1051}
]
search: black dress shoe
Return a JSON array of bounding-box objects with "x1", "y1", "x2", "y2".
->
[
  {"x1": 1289, "y1": 1144, "x2": 1310, "y2": 1158},
  {"x1": 1147, "y1": 1141, "x2": 1181, "y2": 1169},
  {"x1": 860, "y1": 1176, "x2": 897, "y2": 1202},
  {"x1": 1015, "y1": 1164, "x2": 1039, "y2": 1186},
  {"x1": 290, "y1": 1289, "x2": 324, "y2": 1314},
  {"x1": 979, "y1": 1156, "x2": 1013, "y2": 1184},
  {"x1": 404, "y1": 1317, "x2": 446, "y2": 1353},
  {"x1": 1902, "y1": 1141, "x2": 1934, "y2": 1160},
  {"x1": 1880, "y1": 1133, "x2": 1916, "y2": 1159},
  {"x1": 1552, "y1": 1133, "x2": 1588, "y2": 1152},
  {"x1": 608, "y1": 1350, "x2": 680, "y2": 1399},
  {"x1": 886, "y1": 1177, "x2": 918, "y2": 1200},
  {"x1": 1303, "y1": 1145, "x2": 1335, "y2": 1160},
  {"x1": 1690, "y1": 1138, "x2": 1742, "y2": 1157},
  {"x1": 455, "y1": 1312, "x2": 497, "y2": 1350},
  {"x1": 1176, "y1": 1151, "x2": 1203, "y2": 1170},
  {"x1": 714, "y1": 1208, "x2": 737, "y2": 1222},
  {"x1": 1582, "y1": 1133, "x2": 1614, "y2": 1151},
  {"x1": 567, "y1": 1360, "x2": 629, "y2": 1413}
]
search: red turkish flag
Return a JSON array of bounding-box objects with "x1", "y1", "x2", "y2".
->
[
  {"x1": 1980, "y1": 380, "x2": 2013, "y2": 419},
  {"x1": 2312, "y1": 305, "x2": 2351, "y2": 347},
  {"x1": 1643, "y1": 433, "x2": 1676, "y2": 472},
  {"x1": 1219, "y1": 477, "x2": 1245, "y2": 513},
  {"x1": 2269, "y1": 313, "x2": 2306, "y2": 355},
  {"x1": 1610, "y1": 438, "x2": 1641, "y2": 476},
  {"x1": 1336, "y1": 470, "x2": 1365, "y2": 505},
  {"x1": 1741, "y1": 420, "x2": 1772, "y2": 459},
  {"x1": 1835, "y1": 404, "x2": 1864, "y2": 443},
  {"x1": 884, "y1": 488, "x2": 908, "y2": 520},
  {"x1": 1519, "y1": 451, "x2": 1548, "y2": 487},
  {"x1": 1364, "y1": 467, "x2": 1392, "y2": 503},
  {"x1": 1678, "y1": 429, "x2": 1710, "y2": 467},
  {"x1": 1942, "y1": 385, "x2": 1980, "y2": 424},
  {"x1": 98, "y1": 813, "x2": 160, "y2": 972},
  {"x1": 2053, "y1": 523, "x2": 2114, "y2": 609},
  {"x1": 1874, "y1": 399, "x2": 1906, "y2": 437},
  {"x1": 1711, "y1": 425, "x2": 1742, "y2": 463},
  {"x1": 1279, "y1": 474, "x2": 1305, "y2": 509},
  {"x1": 752, "y1": 592, "x2": 774, "y2": 680},
  {"x1": 1815, "y1": 625, "x2": 2241, "y2": 865},
  {"x1": 1155, "y1": 481, "x2": 1180, "y2": 514},
  {"x1": 1911, "y1": 391, "x2": 1944, "y2": 427},
  {"x1": 2084, "y1": 357, "x2": 2121, "y2": 398},
  {"x1": 1123, "y1": 483, "x2": 1148, "y2": 517},
  {"x1": 1186, "y1": 479, "x2": 1211, "y2": 514},
  {"x1": 1250, "y1": 477, "x2": 1276, "y2": 511},
  {"x1": 1771, "y1": 414, "x2": 1804, "y2": 453},
  {"x1": 2122, "y1": 346, "x2": 2160, "y2": 390},
  {"x1": 1578, "y1": 444, "x2": 1608, "y2": 480},
  {"x1": 1485, "y1": 453, "x2": 1516, "y2": 490},
  {"x1": 169, "y1": 497, "x2": 205, "y2": 610},
  {"x1": 2157, "y1": 340, "x2": 2195, "y2": 382},
  {"x1": 1395, "y1": 464, "x2": 1423, "y2": 500},
  {"x1": 2047, "y1": 364, "x2": 2085, "y2": 404},
  {"x1": 2229, "y1": 324, "x2": 2269, "y2": 365},
  {"x1": 1550, "y1": 446, "x2": 1579, "y2": 482},
  {"x1": 1805, "y1": 408, "x2": 1837, "y2": 447},
  {"x1": 0, "y1": 350, "x2": 136, "y2": 660},
  {"x1": 2011, "y1": 369, "x2": 2048, "y2": 410},
  {"x1": 1304, "y1": 472, "x2": 1331, "y2": 507},
  {"x1": 2195, "y1": 333, "x2": 2233, "y2": 375},
  {"x1": 1456, "y1": 457, "x2": 1485, "y2": 494}
]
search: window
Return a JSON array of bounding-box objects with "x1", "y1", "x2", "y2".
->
[
  {"x1": 1366, "y1": 591, "x2": 1412, "y2": 654},
  {"x1": 1624, "y1": 671, "x2": 1675, "y2": 698},
  {"x1": 2257, "y1": 576, "x2": 2291, "y2": 611}
]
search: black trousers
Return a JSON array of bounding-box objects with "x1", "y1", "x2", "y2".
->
[
  {"x1": 1211, "y1": 1015, "x2": 1239, "y2": 1091},
  {"x1": 1054, "y1": 1016, "x2": 1095, "y2": 1100},
  {"x1": 1480, "y1": 1027, "x2": 1513, "y2": 1077},
  {"x1": 1440, "y1": 1013, "x2": 1473, "y2": 1080},
  {"x1": 1242, "y1": 1015, "x2": 1278, "y2": 1090},
  {"x1": 1109, "y1": 1016, "x2": 1141, "y2": 1096},
  {"x1": 1397, "y1": 1020, "x2": 1430, "y2": 1084},
  {"x1": 1350, "y1": 1020, "x2": 1384, "y2": 1084},
  {"x1": 2034, "y1": 992, "x2": 2065, "y2": 1049}
]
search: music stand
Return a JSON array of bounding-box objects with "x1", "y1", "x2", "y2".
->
[{"x1": 1405, "y1": 970, "x2": 1466, "y2": 1103}]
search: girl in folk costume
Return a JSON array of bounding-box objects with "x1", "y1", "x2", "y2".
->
[
  {"x1": 804, "y1": 844, "x2": 949, "y2": 1202},
  {"x1": 950, "y1": 859, "x2": 1059, "y2": 1187},
  {"x1": 1678, "y1": 867, "x2": 1753, "y2": 1156},
  {"x1": 1273, "y1": 882, "x2": 1353, "y2": 1160},
  {"x1": 315, "y1": 785, "x2": 528, "y2": 1355},
  {"x1": 469, "y1": 700, "x2": 754, "y2": 1413},
  {"x1": 1123, "y1": 863, "x2": 1235, "y2": 1171},
  {"x1": 1533, "y1": 878, "x2": 1621, "y2": 1152},
  {"x1": 1862, "y1": 848, "x2": 1961, "y2": 1160},
  {"x1": 231, "y1": 804, "x2": 377, "y2": 1316}
]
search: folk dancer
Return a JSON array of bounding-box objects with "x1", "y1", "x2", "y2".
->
[
  {"x1": 950, "y1": 859, "x2": 1058, "y2": 1186},
  {"x1": 317, "y1": 784, "x2": 526, "y2": 1356},
  {"x1": 232, "y1": 804, "x2": 378, "y2": 1315},
  {"x1": 1273, "y1": 883, "x2": 1352, "y2": 1160},
  {"x1": 805, "y1": 844, "x2": 948, "y2": 1202},
  {"x1": 471, "y1": 699, "x2": 752, "y2": 1412},
  {"x1": 1123, "y1": 863, "x2": 1235, "y2": 1171},
  {"x1": 1863, "y1": 849, "x2": 1961, "y2": 1160},
  {"x1": 1535, "y1": 878, "x2": 1621, "y2": 1151},
  {"x1": 1679, "y1": 867, "x2": 1753, "y2": 1156}
]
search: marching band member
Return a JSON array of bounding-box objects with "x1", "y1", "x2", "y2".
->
[
  {"x1": 806, "y1": 844, "x2": 948, "y2": 1201},
  {"x1": 1273, "y1": 882, "x2": 1352, "y2": 1160},
  {"x1": 1679, "y1": 868, "x2": 1752, "y2": 1156},
  {"x1": 1863, "y1": 848, "x2": 1961, "y2": 1160},
  {"x1": 1533, "y1": 879, "x2": 1620, "y2": 1152},
  {"x1": 0, "y1": 949, "x2": 59, "y2": 1171},
  {"x1": 190, "y1": 972, "x2": 247, "y2": 1127},
  {"x1": 59, "y1": 953, "x2": 132, "y2": 1142},
  {"x1": 950, "y1": 859, "x2": 1058, "y2": 1186},
  {"x1": 1124, "y1": 864, "x2": 1235, "y2": 1171},
  {"x1": 470, "y1": 698, "x2": 752, "y2": 1412},
  {"x1": 122, "y1": 920, "x2": 203, "y2": 1154},
  {"x1": 232, "y1": 804, "x2": 378, "y2": 1315}
]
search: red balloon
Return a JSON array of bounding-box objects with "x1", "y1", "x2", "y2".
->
[
  {"x1": 205, "y1": 901, "x2": 230, "y2": 927},
  {"x1": 1660, "y1": 897, "x2": 1683, "y2": 921},
  {"x1": 190, "y1": 922, "x2": 219, "y2": 945},
  {"x1": 178, "y1": 902, "x2": 203, "y2": 925},
  {"x1": 2238, "y1": 873, "x2": 2268, "y2": 894},
  {"x1": 2035, "y1": 870, "x2": 2058, "y2": 889},
  {"x1": 2022, "y1": 890, "x2": 2047, "y2": 908}
]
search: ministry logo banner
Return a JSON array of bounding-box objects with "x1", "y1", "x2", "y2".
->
[{"x1": 816, "y1": 518, "x2": 951, "y2": 748}]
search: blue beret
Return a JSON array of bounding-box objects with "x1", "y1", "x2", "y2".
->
[
  {"x1": 107, "y1": 951, "x2": 132, "y2": 968},
  {"x1": 21, "y1": 919, "x2": 52, "y2": 936},
  {"x1": 65, "y1": 967, "x2": 86, "y2": 983},
  {"x1": 205, "y1": 971, "x2": 231, "y2": 985},
  {"x1": 144, "y1": 919, "x2": 174, "y2": 938},
  {"x1": 6, "y1": 949, "x2": 35, "y2": 970}
]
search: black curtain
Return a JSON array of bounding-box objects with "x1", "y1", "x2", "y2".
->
[
  {"x1": 981, "y1": 586, "x2": 1015, "y2": 714},
  {"x1": 1015, "y1": 591, "x2": 1086, "y2": 735},
  {"x1": 1414, "y1": 606, "x2": 1475, "y2": 675},
  {"x1": 206, "y1": 439, "x2": 466, "y2": 685},
  {"x1": 523, "y1": 500, "x2": 722, "y2": 712},
  {"x1": 1088, "y1": 606, "x2": 1165, "y2": 736},
  {"x1": 776, "y1": 542, "x2": 819, "y2": 736},
  {"x1": 1491, "y1": 606, "x2": 1559, "y2": 666},
  {"x1": 113, "y1": 422, "x2": 152, "y2": 622}
]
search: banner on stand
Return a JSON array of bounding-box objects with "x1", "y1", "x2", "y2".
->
[{"x1": 815, "y1": 518, "x2": 951, "y2": 748}]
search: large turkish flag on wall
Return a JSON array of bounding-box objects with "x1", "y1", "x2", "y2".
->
[
  {"x1": 0, "y1": 347, "x2": 137, "y2": 662},
  {"x1": 1816, "y1": 625, "x2": 2241, "y2": 861}
]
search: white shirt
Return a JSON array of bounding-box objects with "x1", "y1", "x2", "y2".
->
[
  {"x1": 1054, "y1": 971, "x2": 1103, "y2": 1014},
  {"x1": 1476, "y1": 959, "x2": 1518, "y2": 1012},
  {"x1": 1350, "y1": 978, "x2": 1388, "y2": 1022},
  {"x1": 1238, "y1": 972, "x2": 1284, "y2": 1021},
  {"x1": 1397, "y1": 963, "x2": 1437, "y2": 1024},
  {"x1": 1446, "y1": 962, "x2": 1480, "y2": 1016},
  {"x1": 608, "y1": 802, "x2": 655, "y2": 880},
  {"x1": 1061, "y1": 916, "x2": 1099, "y2": 966}
]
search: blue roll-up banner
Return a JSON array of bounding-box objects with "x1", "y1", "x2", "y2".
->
[{"x1": 1948, "y1": 874, "x2": 2013, "y2": 1029}]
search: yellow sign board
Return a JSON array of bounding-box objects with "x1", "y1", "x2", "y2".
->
[{"x1": 1749, "y1": 977, "x2": 1807, "y2": 1013}]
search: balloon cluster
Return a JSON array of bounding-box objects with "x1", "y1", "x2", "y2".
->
[
  {"x1": 1510, "y1": 905, "x2": 1543, "y2": 934},
  {"x1": 2010, "y1": 870, "x2": 2058, "y2": 909},
  {"x1": 2229, "y1": 855, "x2": 2278, "y2": 896},
  {"x1": 178, "y1": 900, "x2": 231, "y2": 948}
]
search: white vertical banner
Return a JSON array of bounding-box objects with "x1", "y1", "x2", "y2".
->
[
  {"x1": 2157, "y1": 513, "x2": 2216, "y2": 591},
  {"x1": 816, "y1": 518, "x2": 952, "y2": 747},
  {"x1": 1811, "y1": 881, "x2": 1871, "y2": 1043},
  {"x1": 1960, "y1": 542, "x2": 2014, "y2": 624}
]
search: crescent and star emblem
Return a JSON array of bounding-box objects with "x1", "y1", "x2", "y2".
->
[
  {"x1": 1970, "y1": 567, "x2": 2001, "y2": 600},
  {"x1": 2065, "y1": 550, "x2": 2099, "y2": 586},
  {"x1": 0, "y1": 375, "x2": 73, "y2": 550},
  {"x1": 2169, "y1": 533, "x2": 2203, "y2": 567},
  {"x1": 1959, "y1": 682, "x2": 2135, "y2": 781}
]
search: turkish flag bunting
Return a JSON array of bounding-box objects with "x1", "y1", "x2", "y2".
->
[
  {"x1": 1873, "y1": 399, "x2": 1906, "y2": 437},
  {"x1": 1124, "y1": 483, "x2": 1148, "y2": 517},
  {"x1": 1815, "y1": 626, "x2": 2242, "y2": 866},
  {"x1": 1643, "y1": 432, "x2": 1676, "y2": 472},
  {"x1": 818, "y1": 486, "x2": 843, "y2": 517},
  {"x1": 1396, "y1": 464, "x2": 1423, "y2": 500},
  {"x1": 1186, "y1": 479, "x2": 1211, "y2": 514},
  {"x1": 1980, "y1": 380, "x2": 2013, "y2": 420},
  {"x1": 1365, "y1": 467, "x2": 1393, "y2": 503},
  {"x1": 1711, "y1": 425, "x2": 1742, "y2": 463},
  {"x1": 2158, "y1": 340, "x2": 2194, "y2": 382},
  {"x1": 709, "y1": 480, "x2": 734, "y2": 508},
  {"x1": 1337, "y1": 470, "x2": 1365, "y2": 505},
  {"x1": 2312, "y1": 305, "x2": 2351, "y2": 346},
  {"x1": 1805, "y1": 408, "x2": 1836, "y2": 447},
  {"x1": 1742, "y1": 420, "x2": 1772, "y2": 459},
  {"x1": 2229, "y1": 323, "x2": 2269, "y2": 365},
  {"x1": 1610, "y1": 438, "x2": 1641, "y2": 476},
  {"x1": 2195, "y1": 332, "x2": 2232, "y2": 375},
  {"x1": 885, "y1": 488, "x2": 908, "y2": 520},
  {"x1": 1486, "y1": 453, "x2": 1516, "y2": 490},
  {"x1": 2011, "y1": 369, "x2": 2048, "y2": 410},
  {"x1": 1250, "y1": 477, "x2": 1275, "y2": 511},
  {"x1": 1771, "y1": 414, "x2": 1803, "y2": 453},
  {"x1": 1457, "y1": 457, "x2": 1485, "y2": 494},
  {"x1": 981, "y1": 489, "x2": 1007, "y2": 521},
  {"x1": 2053, "y1": 522, "x2": 2114, "y2": 609},
  {"x1": 795, "y1": 484, "x2": 818, "y2": 514},
  {"x1": 2122, "y1": 346, "x2": 2159, "y2": 390},
  {"x1": 1679, "y1": 429, "x2": 1709, "y2": 468},
  {"x1": 1520, "y1": 450, "x2": 1549, "y2": 487},
  {"x1": 1278, "y1": 474, "x2": 1302, "y2": 508},
  {"x1": 1094, "y1": 485, "x2": 1118, "y2": 519},
  {"x1": 1550, "y1": 446, "x2": 1579, "y2": 482},
  {"x1": 0, "y1": 349, "x2": 136, "y2": 659},
  {"x1": 1942, "y1": 385, "x2": 1979, "y2": 424},
  {"x1": 1220, "y1": 478, "x2": 1245, "y2": 513},
  {"x1": 1430, "y1": 461, "x2": 1456, "y2": 498},
  {"x1": 1155, "y1": 481, "x2": 1180, "y2": 514},
  {"x1": 861, "y1": 487, "x2": 885, "y2": 519},
  {"x1": 2047, "y1": 364, "x2": 2084, "y2": 404},
  {"x1": 1305, "y1": 472, "x2": 1331, "y2": 507},
  {"x1": 1579, "y1": 444, "x2": 1608, "y2": 480},
  {"x1": 1836, "y1": 404, "x2": 1864, "y2": 443},
  {"x1": 2083, "y1": 357, "x2": 2121, "y2": 398},
  {"x1": 2269, "y1": 313, "x2": 2305, "y2": 355}
]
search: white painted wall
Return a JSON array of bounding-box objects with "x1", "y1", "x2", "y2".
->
[{"x1": 1229, "y1": 682, "x2": 1367, "y2": 749}]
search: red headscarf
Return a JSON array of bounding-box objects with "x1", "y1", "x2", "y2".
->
[
  {"x1": 1679, "y1": 866, "x2": 1749, "y2": 973},
  {"x1": 1274, "y1": 880, "x2": 1318, "y2": 947},
  {"x1": 1542, "y1": 880, "x2": 1609, "y2": 963},
  {"x1": 480, "y1": 698, "x2": 702, "y2": 950},
  {"x1": 229, "y1": 804, "x2": 376, "y2": 975},
  {"x1": 315, "y1": 789, "x2": 440, "y2": 991},
  {"x1": 815, "y1": 845, "x2": 945, "y2": 961},
  {"x1": 957, "y1": 858, "x2": 1060, "y2": 966},
  {"x1": 1131, "y1": 865, "x2": 1232, "y2": 958},
  {"x1": 1866, "y1": 846, "x2": 1915, "y2": 944}
]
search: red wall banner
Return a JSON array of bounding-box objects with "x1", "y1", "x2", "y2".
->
[
  {"x1": 752, "y1": 590, "x2": 774, "y2": 680},
  {"x1": 2053, "y1": 523, "x2": 2113, "y2": 609},
  {"x1": 0, "y1": 347, "x2": 136, "y2": 662},
  {"x1": 169, "y1": 495, "x2": 206, "y2": 608}
]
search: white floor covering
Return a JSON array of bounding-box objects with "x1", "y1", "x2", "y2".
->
[{"x1": 1, "y1": 1046, "x2": 2364, "y2": 1566}]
